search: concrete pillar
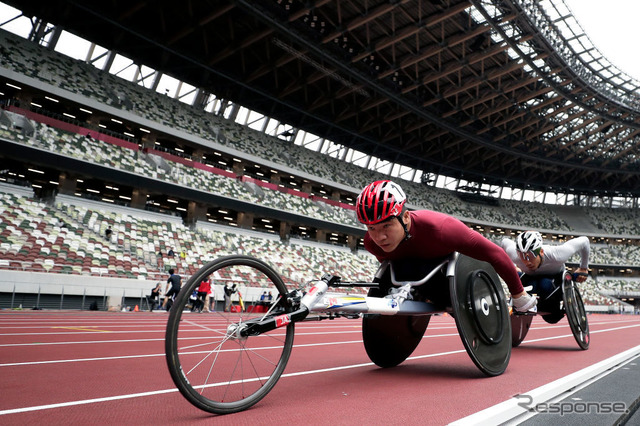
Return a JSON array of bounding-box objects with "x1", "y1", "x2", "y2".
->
[
  {"x1": 237, "y1": 211, "x2": 254, "y2": 229},
  {"x1": 57, "y1": 172, "x2": 77, "y2": 195},
  {"x1": 131, "y1": 189, "x2": 148, "y2": 209},
  {"x1": 186, "y1": 201, "x2": 207, "y2": 225},
  {"x1": 347, "y1": 235, "x2": 358, "y2": 251},
  {"x1": 279, "y1": 222, "x2": 291, "y2": 241}
]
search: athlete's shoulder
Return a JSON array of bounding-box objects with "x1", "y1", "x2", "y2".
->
[
  {"x1": 410, "y1": 210, "x2": 468, "y2": 237},
  {"x1": 410, "y1": 209, "x2": 451, "y2": 221},
  {"x1": 500, "y1": 237, "x2": 515, "y2": 250}
]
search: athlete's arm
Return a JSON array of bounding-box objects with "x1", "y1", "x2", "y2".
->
[
  {"x1": 442, "y1": 218, "x2": 523, "y2": 294},
  {"x1": 556, "y1": 236, "x2": 590, "y2": 269},
  {"x1": 558, "y1": 236, "x2": 590, "y2": 282}
]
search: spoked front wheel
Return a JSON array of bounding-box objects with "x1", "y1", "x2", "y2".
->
[{"x1": 165, "y1": 255, "x2": 295, "y2": 414}]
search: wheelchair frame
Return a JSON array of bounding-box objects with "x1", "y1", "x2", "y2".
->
[{"x1": 165, "y1": 253, "x2": 511, "y2": 414}]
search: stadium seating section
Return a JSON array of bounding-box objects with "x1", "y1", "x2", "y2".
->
[
  {"x1": 1, "y1": 28, "x2": 638, "y2": 309},
  {"x1": 1, "y1": 188, "x2": 638, "y2": 305},
  {"x1": 0, "y1": 189, "x2": 378, "y2": 291}
]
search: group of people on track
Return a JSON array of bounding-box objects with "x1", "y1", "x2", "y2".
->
[{"x1": 147, "y1": 269, "x2": 213, "y2": 312}]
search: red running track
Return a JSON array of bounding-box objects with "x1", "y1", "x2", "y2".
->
[{"x1": 1, "y1": 311, "x2": 640, "y2": 425}]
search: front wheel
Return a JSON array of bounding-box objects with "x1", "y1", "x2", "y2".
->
[{"x1": 165, "y1": 255, "x2": 294, "y2": 414}]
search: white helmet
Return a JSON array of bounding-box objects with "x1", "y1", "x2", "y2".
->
[{"x1": 516, "y1": 231, "x2": 543, "y2": 254}]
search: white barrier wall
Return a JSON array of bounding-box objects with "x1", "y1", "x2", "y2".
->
[
  {"x1": 0, "y1": 270, "x2": 289, "y2": 309},
  {"x1": 0, "y1": 270, "x2": 157, "y2": 308}
]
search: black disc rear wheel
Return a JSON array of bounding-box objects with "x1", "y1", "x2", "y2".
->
[
  {"x1": 450, "y1": 255, "x2": 511, "y2": 376},
  {"x1": 362, "y1": 314, "x2": 430, "y2": 368},
  {"x1": 563, "y1": 278, "x2": 590, "y2": 350}
]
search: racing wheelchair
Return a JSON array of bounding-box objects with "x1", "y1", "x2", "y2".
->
[
  {"x1": 510, "y1": 271, "x2": 590, "y2": 350},
  {"x1": 165, "y1": 253, "x2": 512, "y2": 414}
]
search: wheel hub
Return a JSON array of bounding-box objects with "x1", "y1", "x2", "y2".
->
[
  {"x1": 480, "y1": 297, "x2": 490, "y2": 316},
  {"x1": 226, "y1": 322, "x2": 247, "y2": 341}
]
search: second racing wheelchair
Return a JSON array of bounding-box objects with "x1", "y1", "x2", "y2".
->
[{"x1": 510, "y1": 271, "x2": 590, "y2": 350}]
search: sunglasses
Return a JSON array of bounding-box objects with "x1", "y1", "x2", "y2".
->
[{"x1": 517, "y1": 249, "x2": 541, "y2": 262}]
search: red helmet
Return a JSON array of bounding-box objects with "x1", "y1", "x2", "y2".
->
[{"x1": 356, "y1": 180, "x2": 407, "y2": 225}]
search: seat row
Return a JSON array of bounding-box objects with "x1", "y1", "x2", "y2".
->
[
  {"x1": 0, "y1": 190, "x2": 377, "y2": 290},
  {"x1": 0, "y1": 28, "x2": 611, "y2": 234}
]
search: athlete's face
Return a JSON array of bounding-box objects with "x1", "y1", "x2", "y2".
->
[
  {"x1": 366, "y1": 211, "x2": 410, "y2": 252},
  {"x1": 518, "y1": 249, "x2": 543, "y2": 270}
]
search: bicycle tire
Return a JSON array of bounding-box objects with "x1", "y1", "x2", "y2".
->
[{"x1": 165, "y1": 255, "x2": 294, "y2": 414}]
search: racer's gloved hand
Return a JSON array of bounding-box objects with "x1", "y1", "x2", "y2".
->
[
  {"x1": 512, "y1": 292, "x2": 537, "y2": 313},
  {"x1": 386, "y1": 283, "x2": 413, "y2": 302}
]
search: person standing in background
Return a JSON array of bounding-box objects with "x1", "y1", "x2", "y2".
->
[
  {"x1": 198, "y1": 275, "x2": 212, "y2": 313},
  {"x1": 162, "y1": 268, "x2": 182, "y2": 310}
]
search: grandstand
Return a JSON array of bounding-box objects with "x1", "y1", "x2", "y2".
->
[{"x1": 0, "y1": 1, "x2": 639, "y2": 312}]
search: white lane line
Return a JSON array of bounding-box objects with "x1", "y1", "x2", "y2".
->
[
  {"x1": 0, "y1": 328, "x2": 458, "y2": 347},
  {"x1": 0, "y1": 323, "x2": 369, "y2": 330},
  {"x1": 0, "y1": 330, "x2": 361, "y2": 347},
  {"x1": 0, "y1": 347, "x2": 466, "y2": 416},
  {"x1": 520, "y1": 323, "x2": 640, "y2": 344},
  {"x1": 0, "y1": 340, "x2": 365, "y2": 367},
  {"x1": 0, "y1": 333, "x2": 462, "y2": 367},
  {"x1": 0, "y1": 329, "x2": 361, "y2": 338},
  {"x1": 2, "y1": 322, "x2": 639, "y2": 365},
  {"x1": 0, "y1": 331, "x2": 162, "y2": 336},
  {"x1": 450, "y1": 344, "x2": 640, "y2": 425},
  {"x1": 2, "y1": 320, "x2": 637, "y2": 349},
  {"x1": 0, "y1": 388, "x2": 180, "y2": 415},
  {"x1": 0, "y1": 338, "x2": 165, "y2": 347},
  {"x1": 0, "y1": 316, "x2": 633, "y2": 335}
]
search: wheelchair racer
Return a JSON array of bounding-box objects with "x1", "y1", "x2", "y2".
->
[
  {"x1": 356, "y1": 180, "x2": 536, "y2": 312},
  {"x1": 500, "y1": 231, "x2": 590, "y2": 322}
]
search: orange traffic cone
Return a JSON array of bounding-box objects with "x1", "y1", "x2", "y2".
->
[{"x1": 134, "y1": 305, "x2": 139, "y2": 312}]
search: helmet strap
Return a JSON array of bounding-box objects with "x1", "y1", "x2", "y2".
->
[{"x1": 396, "y1": 215, "x2": 411, "y2": 241}]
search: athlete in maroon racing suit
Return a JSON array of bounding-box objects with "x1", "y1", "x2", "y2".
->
[{"x1": 357, "y1": 180, "x2": 536, "y2": 312}]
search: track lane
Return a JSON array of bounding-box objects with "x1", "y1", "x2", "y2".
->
[{"x1": 1, "y1": 312, "x2": 639, "y2": 425}]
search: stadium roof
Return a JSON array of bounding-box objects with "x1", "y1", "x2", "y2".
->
[{"x1": 8, "y1": 0, "x2": 640, "y2": 197}]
